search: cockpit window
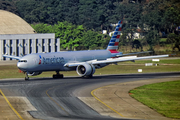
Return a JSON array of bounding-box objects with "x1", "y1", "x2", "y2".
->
[{"x1": 19, "y1": 60, "x2": 27, "y2": 62}]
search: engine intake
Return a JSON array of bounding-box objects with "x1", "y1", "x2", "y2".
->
[{"x1": 76, "y1": 63, "x2": 95, "y2": 77}]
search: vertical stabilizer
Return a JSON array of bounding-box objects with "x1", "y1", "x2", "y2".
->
[{"x1": 107, "y1": 21, "x2": 122, "y2": 53}]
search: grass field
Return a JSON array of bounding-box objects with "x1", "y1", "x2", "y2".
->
[
  {"x1": 129, "y1": 80, "x2": 180, "y2": 119},
  {"x1": 0, "y1": 59, "x2": 179, "y2": 79}
]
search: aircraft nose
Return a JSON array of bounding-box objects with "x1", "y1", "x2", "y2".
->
[
  {"x1": 17, "y1": 62, "x2": 22, "y2": 69},
  {"x1": 17, "y1": 62, "x2": 26, "y2": 71}
]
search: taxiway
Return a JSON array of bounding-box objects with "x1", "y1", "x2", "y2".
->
[{"x1": 0, "y1": 72, "x2": 180, "y2": 120}]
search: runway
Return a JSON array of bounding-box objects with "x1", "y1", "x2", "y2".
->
[{"x1": 0, "y1": 72, "x2": 180, "y2": 120}]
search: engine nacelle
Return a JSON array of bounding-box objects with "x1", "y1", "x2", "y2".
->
[
  {"x1": 27, "y1": 72, "x2": 42, "y2": 76},
  {"x1": 76, "y1": 63, "x2": 95, "y2": 77}
]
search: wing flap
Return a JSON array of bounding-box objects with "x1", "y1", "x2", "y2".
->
[
  {"x1": 64, "y1": 62, "x2": 86, "y2": 67},
  {"x1": 64, "y1": 59, "x2": 98, "y2": 67}
]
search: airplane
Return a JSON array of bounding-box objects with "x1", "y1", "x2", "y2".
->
[{"x1": 3, "y1": 21, "x2": 169, "y2": 80}]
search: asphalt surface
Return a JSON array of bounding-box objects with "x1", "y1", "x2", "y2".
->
[{"x1": 0, "y1": 72, "x2": 180, "y2": 120}]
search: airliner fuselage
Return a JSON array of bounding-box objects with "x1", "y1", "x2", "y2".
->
[{"x1": 17, "y1": 50, "x2": 122, "y2": 72}]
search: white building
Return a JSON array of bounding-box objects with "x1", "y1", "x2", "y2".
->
[{"x1": 0, "y1": 34, "x2": 60, "y2": 60}]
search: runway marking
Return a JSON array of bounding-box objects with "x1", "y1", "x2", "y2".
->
[
  {"x1": 91, "y1": 84, "x2": 124, "y2": 117},
  {"x1": 0, "y1": 89, "x2": 24, "y2": 120},
  {"x1": 45, "y1": 86, "x2": 69, "y2": 115}
]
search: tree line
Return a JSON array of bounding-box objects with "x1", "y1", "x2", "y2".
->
[
  {"x1": 31, "y1": 21, "x2": 110, "y2": 50},
  {"x1": 1, "y1": 0, "x2": 180, "y2": 51}
]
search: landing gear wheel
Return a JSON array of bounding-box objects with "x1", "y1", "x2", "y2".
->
[
  {"x1": 52, "y1": 71, "x2": 64, "y2": 79},
  {"x1": 83, "y1": 75, "x2": 93, "y2": 79},
  {"x1": 53, "y1": 74, "x2": 64, "y2": 79},
  {"x1": 25, "y1": 77, "x2": 29, "y2": 81},
  {"x1": 87, "y1": 75, "x2": 93, "y2": 78}
]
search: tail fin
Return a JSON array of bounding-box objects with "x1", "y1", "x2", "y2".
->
[{"x1": 106, "y1": 21, "x2": 122, "y2": 53}]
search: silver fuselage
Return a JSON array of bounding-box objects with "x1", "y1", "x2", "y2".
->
[{"x1": 17, "y1": 50, "x2": 120, "y2": 72}]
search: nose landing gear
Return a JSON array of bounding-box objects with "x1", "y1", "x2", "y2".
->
[
  {"x1": 25, "y1": 72, "x2": 29, "y2": 81},
  {"x1": 53, "y1": 71, "x2": 64, "y2": 79}
]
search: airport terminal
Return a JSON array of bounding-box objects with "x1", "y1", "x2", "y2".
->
[{"x1": 0, "y1": 10, "x2": 60, "y2": 61}]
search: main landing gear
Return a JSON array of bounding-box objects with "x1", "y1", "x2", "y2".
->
[
  {"x1": 82, "y1": 75, "x2": 93, "y2": 78},
  {"x1": 53, "y1": 71, "x2": 64, "y2": 79}
]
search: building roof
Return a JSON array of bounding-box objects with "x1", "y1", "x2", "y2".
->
[{"x1": 0, "y1": 10, "x2": 36, "y2": 34}]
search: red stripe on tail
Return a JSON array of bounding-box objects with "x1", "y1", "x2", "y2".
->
[
  {"x1": 109, "y1": 50, "x2": 119, "y2": 53},
  {"x1": 116, "y1": 35, "x2": 120, "y2": 39},
  {"x1": 114, "y1": 42, "x2": 119, "y2": 46}
]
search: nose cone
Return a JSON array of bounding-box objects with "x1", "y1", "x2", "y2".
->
[
  {"x1": 17, "y1": 62, "x2": 27, "y2": 71},
  {"x1": 17, "y1": 62, "x2": 23, "y2": 70}
]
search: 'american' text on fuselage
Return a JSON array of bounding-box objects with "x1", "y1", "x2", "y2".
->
[{"x1": 42, "y1": 57, "x2": 65, "y2": 64}]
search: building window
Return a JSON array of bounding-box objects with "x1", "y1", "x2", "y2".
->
[
  {"x1": 42, "y1": 39, "x2": 45, "y2": 52},
  {"x1": 3, "y1": 40, "x2": 6, "y2": 60},
  {"x1": 23, "y1": 39, "x2": 25, "y2": 56},
  {"x1": 36, "y1": 39, "x2": 38, "y2": 53},
  {"x1": 48, "y1": 39, "x2": 51, "y2": 52},
  {"x1": 16, "y1": 39, "x2": 19, "y2": 56},
  {"x1": 55, "y1": 38, "x2": 57, "y2": 52},
  {"x1": 29, "y1": 39, "x2": 32, "y2": 54}
]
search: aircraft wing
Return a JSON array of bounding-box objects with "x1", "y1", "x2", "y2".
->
[
  {"x1": 3, "y1": 55, "x2": 22, "y2": 60},
  {"x1": 64, "y1": 54, "x2": 169, "y2": 67}
]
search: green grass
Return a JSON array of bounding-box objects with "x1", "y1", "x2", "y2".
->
[{"x1": 129, "y1": 80, "x2": 180, "y2": 118}]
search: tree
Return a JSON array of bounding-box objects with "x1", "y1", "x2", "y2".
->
[
  {"x1": 132, "y1": 39, "x2": 143, "y2": 51},
  {"x1": 167, "y1": 33, "x2": 180, "y2": 51},
  {"x1": 145, "y1": 30, "x2": 160, "y2": 51},
  {"x1": 16, "y1": 0, "x2": 45, "y2": 23},
  {"x1": 32, "y1": 21, "x2": 107, "y2": 50},
  {"x1": 54, "y1": 21, "x2": 80, "y2": 50},
  {"x1": 80, "y1": 30, "x2": 103, "y2": 50},
  {"x1": 0, "y1": 0, "x2": 18, "y2": 14},
  {"x1": 31, "y1": 23, "x2": 54, "y2": 33}
]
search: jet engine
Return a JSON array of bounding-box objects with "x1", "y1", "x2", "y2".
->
[
  {"x1": 76, "y1": 63, "x2": 95, "y2": 77},
  {"x1": 27, "y1": 72, "x2": 42, "y2": 76}
]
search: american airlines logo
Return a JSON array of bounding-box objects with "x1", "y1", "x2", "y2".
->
[
  {"x1": 39, "y1": 55, "x2": 42, "y2": 64},
  {"x1": 39, "y1": 56, "x2": 65, "y2": 64}
]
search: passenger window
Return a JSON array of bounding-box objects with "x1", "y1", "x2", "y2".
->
[{"x1": 19, "y1": 60, "x2": 27, "y2": 62}]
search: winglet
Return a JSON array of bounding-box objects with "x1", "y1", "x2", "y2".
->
[{"x1": 107, "y1": 21, "x2": 123, "y2": 53}]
